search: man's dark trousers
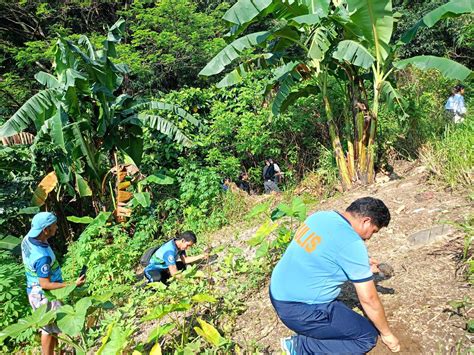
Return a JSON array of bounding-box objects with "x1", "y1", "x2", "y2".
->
[
  {"x1": 145, "y1": 261, "x2": 186, "y2": 284},
  {"x1": 270, "y1": 292, "x2": 378, "y2": 354}
]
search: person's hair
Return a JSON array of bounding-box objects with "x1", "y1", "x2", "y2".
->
[
  {"x1": 454, "y1": 84, "x2": 465, "y2": 93},
  {"x1": 346, "y1": 197, "x2": 391, "y2": 228},
  {"x1": 177, "y1": 231, "x2": 197, "y2": 243}
]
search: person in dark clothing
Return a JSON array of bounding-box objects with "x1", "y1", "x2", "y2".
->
[
  {"x1": 263, "y1": 159, "x2": 280, "y2": 193},
  {"x1": 237, "y1": 172, "x2": 250, "y2": 194}
]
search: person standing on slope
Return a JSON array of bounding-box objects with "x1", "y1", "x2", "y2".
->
[{"x1": 21, "y1": 212, "x2": 86, "y2": 355}]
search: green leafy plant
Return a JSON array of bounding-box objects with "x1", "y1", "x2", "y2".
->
[
  {"x1": 141, "y1": 267, "x2": 231, "y2": 352},
  {"x1": 247, "y1": 197, "x2": 307, "y2": 260},
  {"x1": 0, "y1": 284, "x2": 125, "y2": 355},
  {"x1": 61, "y1": 213, "x2": 158, "y2": 293}
]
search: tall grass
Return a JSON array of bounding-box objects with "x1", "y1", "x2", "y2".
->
[{"x1": 420, "y1": 117, "x2": 473, "y2": 189}]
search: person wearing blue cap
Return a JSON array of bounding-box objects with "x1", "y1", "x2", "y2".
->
[{"x1": 21, "y1": 212, "x2": 86, "y2": 355}]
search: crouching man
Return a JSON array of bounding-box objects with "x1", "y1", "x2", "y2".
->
[
  {"x1": 144, "y1": 231, "x2": 208, "y2": 284},
  {"x1": 270, "y1": 197, "x2": 400, "y2": 354}
]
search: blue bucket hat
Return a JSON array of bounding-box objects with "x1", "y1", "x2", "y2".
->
[{"x1": 25, "y1": 212, "x2": 57, "y2": 239}]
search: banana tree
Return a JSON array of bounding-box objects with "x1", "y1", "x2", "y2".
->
[
  {"x1": 0, "y1": 19, "x2": 199, "y2": 212},
  {"x1": 200, "y1": 0, "x2": 472, "y2": 188},
  {"x1": 331, "y1": 0, "x2": 473, "y2": 183}
]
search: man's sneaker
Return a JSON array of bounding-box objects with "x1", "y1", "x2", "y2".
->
[{"x1": 280, "y1": 336, "x2": 296, "y2": 355}]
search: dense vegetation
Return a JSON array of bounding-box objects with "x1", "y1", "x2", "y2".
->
[{"x1": 0, "y1": 0, "x2": 472, "y2": 353}]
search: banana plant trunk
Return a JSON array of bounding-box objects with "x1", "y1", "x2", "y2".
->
[
  {"x1": 323, "y1": 95, "x2": 352, "y2": 190},
  {"x1": 348, "y1": 75, "x2": 377, "y2": 185},
  {"x1": 365, "y1": 84, "x2": 380, "y2": 184}
]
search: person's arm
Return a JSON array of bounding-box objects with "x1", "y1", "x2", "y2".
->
[
  {"x1": 183, "y1": 254, "x2": 207, "y2": 264},
  {"x1": 354, "y1": 280, "x2": 400, "y2": 352},
  {"x1": 168, "y1": 264, "x2": 179, "y2": 276},
  {"x1": 274, "y1": 164, "x2": 282, "y2": 176},
  {"x1": 35, "y1": 256, "x2": 85, "y2": 290},
  {"x1": 39, "y1": 275, "x2": 85, "y2": 290},
  {"x1": 460, "y1": 96, "x2": 467, "y2": 114}
]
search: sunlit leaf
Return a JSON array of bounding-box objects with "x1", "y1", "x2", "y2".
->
[
  {"x1": 191, "y1": 294, "x2": 217, "y2": 304},
  {"x1": 44, "y1": 284, "x2": 76, "y2": 301},
  {"x1": 333, "y1": 40, "x2": 375, "y2": 69},
  {"x1": 75, "y1": 173, "x2": 93, "y2": 197},
  {"x1": 291, "y1": 197, "x2": 307, "y2": 222},
  {"x1": 139, "y1": 174, "x2": 174, "y2": 186},
  {"x1": 97, "y1": 322, "x2": 129, "y2": 355},
  {"x1": 131, "y1": 192, "x2": 151, "y2": 208},
  {"x1": 67, "y1": 216, "x2": 94, "y2": 224},
  {"x1": 150, "y1": 342, "x2": 162, "y2": 355},
  {"x1": 0, "y1": 304, "x2": 56, "y2": 342},
  {"x1": 246, "y1": 201, "x2": 270, "y2": 219},
  {"x1": 194, "y1": 318, "x2": 227, "y2": 347},
  {"x1": 31, "y1": 171, "x2": 58, "y2": 206},
  {"x1": 247, "y1": 220, "x2": 278, "y2": 246},
  {"x1": 0, "y1": 236, "x2": 22, "y2": 250},
  {"x1": 147, "y1": 323, "x2": 175, "y2": 343},
  {"x1": 393, "y1": 56, "x2": 472, "y2": 81}
]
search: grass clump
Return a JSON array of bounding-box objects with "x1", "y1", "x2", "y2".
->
[{"x1": 420, "y1": 118, "x2": 473, "y2": 189}]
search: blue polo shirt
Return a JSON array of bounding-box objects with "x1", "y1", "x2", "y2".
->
[
  {"x1": 145, "y1": 239, "x2": 185, "y2": 272},
  {"x1": 270, "y1": 211, "x2": 373, "y2": 304},
  {"x1": 21, "y1": 237, "x2": 63, "y2": 295}
]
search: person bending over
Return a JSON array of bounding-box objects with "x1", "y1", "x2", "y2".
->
[
  {"x1": 270, "y1": 197, "x2": 400, "y2": 354},
  {"x1": 144, "y1": 231, "x2": 208, "y2": 284},
  {"x1": 21, "y1": 212, "x2": 86, "y2": 355}
]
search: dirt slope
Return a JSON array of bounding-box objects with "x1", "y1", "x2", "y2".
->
[{"x1": 231, "y1": 161, "x2": 473, "y2": 354}]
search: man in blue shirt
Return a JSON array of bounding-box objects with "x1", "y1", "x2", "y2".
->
[
  {"x1": 21, "y1": 212, "x2": 86, "y2": 355},
  {"x1": 144, "y1": 231, "x2": 208, "y2": 283},
  {"x1": 270, "y1": 197, "x2": 400, "y2": 354}
]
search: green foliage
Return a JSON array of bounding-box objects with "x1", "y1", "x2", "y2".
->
[
  {"x1": 0, "y1": 304, "x2": 55, "y2": 344},
  {"x1": 248, "y1": 197, "x2": 308, "y2": 260},
  {"x1": 61, "y1": 213, "x2": 158, "y2": 292},
  {"x1": 1, "y1": 2, "x2": 473, "y2": 353},
  {"x1": 119, "y1": 0, "x2": 227, "y2": 90},
  {"x1": 0, "y1": 19, "x2": 199, "y2": 221},
  {"x1": 393, "y1": 0, "x2": 474, "y2": 68},
  {"x1": 0, "y1": 287, "x2": 122, "y2": 354},
  {"x1": 0, "y1": 254, "x2": 31, "y2": 346},
  {"x1": 194, "y1": 318, "x2": 229, "y2": 348},
  {"x1": 201, "y1": 0, "x2": 472, "y2": 188},
  {"x1": 0, "y1": 145, "x2": 40, "y2": 241},
  {"x1": 176, "y1": 161, "x2": 224, "y2": 233}
]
